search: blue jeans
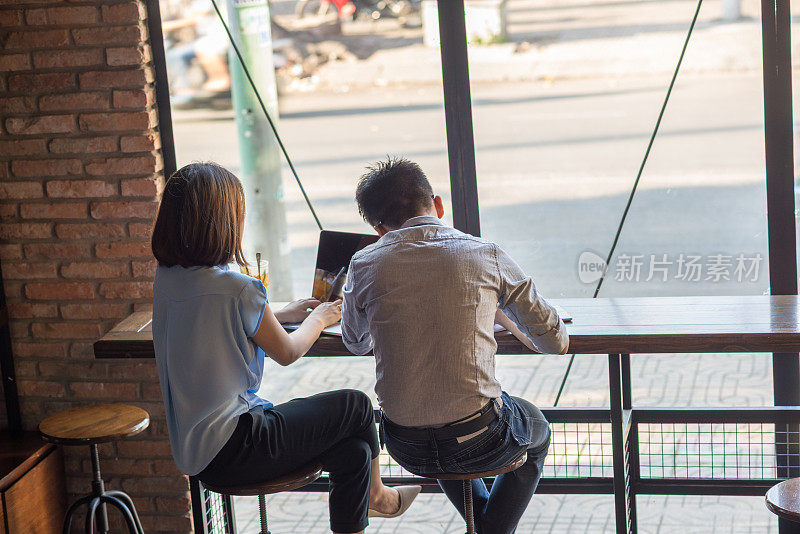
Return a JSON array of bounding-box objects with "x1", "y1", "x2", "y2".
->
[{"x1": 382, "y1": 392, "x2": 550, "y2": 534}]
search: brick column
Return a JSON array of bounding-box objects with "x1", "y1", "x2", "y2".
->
[{"x1": 0, "y1": 1, "x2": 191, "y2": 532}]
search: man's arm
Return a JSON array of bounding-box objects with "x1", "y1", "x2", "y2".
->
[
  {"x1": 495, "y1": 245, "x2": 569, "y2": 355},
  {"x1": 341, "y1": 262, "x2": 374, "y2": 355}
]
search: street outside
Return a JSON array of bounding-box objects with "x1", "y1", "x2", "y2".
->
[{"x1": 166, "y1": 0, "x2": 800, "y2": 530}]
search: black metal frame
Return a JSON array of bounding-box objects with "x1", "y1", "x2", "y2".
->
[{"x1": 142, "y1": 0, "x2": 800, "y2": 531}]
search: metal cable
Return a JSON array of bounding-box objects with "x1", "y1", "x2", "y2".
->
[
  {"x1": 552, "y1": 0, "x2": 705, "y2": 406},
  {"x1": 209, "y1": 0, "x2": 323, "y2": 231}
]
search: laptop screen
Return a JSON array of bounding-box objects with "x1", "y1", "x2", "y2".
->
[{"x1": 312, "y1": 230, "x2": 379, "y2": 301}]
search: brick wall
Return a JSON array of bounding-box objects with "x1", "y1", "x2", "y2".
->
[{"x1": 0, "y1": 1, "x2": 192, "y2": 532}]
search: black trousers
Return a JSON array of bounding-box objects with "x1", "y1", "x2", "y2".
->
[{"x1": 198, "y1": 389, "x2": 380, "y2": 533}]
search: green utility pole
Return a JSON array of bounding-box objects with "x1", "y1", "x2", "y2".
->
[{"x1": 225, "y1": 0, "x2": 293, "y2": 300}]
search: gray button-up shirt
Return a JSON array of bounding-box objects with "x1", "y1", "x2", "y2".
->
[{"x1": 342, "y1": 216, "x2": 569, "y2": 427}]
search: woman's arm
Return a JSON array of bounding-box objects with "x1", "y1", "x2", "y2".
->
[{"x1": 251, "y1": 300, "x2": 341, "y2": 366}]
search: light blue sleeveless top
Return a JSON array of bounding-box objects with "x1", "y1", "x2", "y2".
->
[{"x1": 152, "y1": 264, "x2": 272, "y2": 475}]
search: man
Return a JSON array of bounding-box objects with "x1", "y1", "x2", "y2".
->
[{"x1": 342, "y1": 158, "x2": 569, "y2": 534}]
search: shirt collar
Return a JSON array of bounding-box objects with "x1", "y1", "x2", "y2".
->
[{"x1": 399, "y1": 215, "x2": 446, "y2": 229}]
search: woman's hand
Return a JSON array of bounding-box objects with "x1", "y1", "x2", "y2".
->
[
  {"x1": 307, "y1": 299, "x2": 342, "y2": 328},
  {"x1": 275, "y1": 298, "x2": 321, "y2": 324}
]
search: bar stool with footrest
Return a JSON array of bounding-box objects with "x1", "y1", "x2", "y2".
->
[
  {"x1": 201, "y1": 460, "x2": 323, "y2": 534},
  {"x1": 38, "y1": 403, "x2": 150, "y2": 534},
  {"x1": 401, "y1": 452, "x2": 527, "y2": 534},
  {"x1": 766, "y1": 478, "x2": 800, "y2": 533}
]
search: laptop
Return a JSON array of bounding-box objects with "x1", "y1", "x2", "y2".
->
[{"x1": 283, "y1": 230, "x2": 379, "y2": 336}]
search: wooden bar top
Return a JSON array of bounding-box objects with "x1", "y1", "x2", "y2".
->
[{"x1": 94, "y1": 295, "x2": 800, "y2": 358}]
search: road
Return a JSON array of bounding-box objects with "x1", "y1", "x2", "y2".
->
[{"x1": 171, "y1": 71, "x2": 776, "y2": 300}]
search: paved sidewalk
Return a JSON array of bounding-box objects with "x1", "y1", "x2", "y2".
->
[{"x1": 288, "y1": 0, "x2": 800, "y2": 90}]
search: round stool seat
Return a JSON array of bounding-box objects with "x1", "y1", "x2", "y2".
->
[
  {"x1": 201, "y1": 461, "x2": 324, "y2": 496},
  {"x1": 767, "y1": 478, "x2": 800, "y2": 523},
  {"x1": 406, "y1": 452, "x2": 527, "y2": 480},
  {"x1": 39, "y1": 403, "x2": 149, "y2": 445}
]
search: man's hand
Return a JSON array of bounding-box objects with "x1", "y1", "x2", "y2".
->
[{"x1": 275, "y1": 298, "x2": 321, "y2": 324}]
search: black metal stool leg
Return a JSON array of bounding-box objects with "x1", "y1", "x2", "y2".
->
[
  {"x1": 89, "y1": 445, "x2": 109, "y2": 533},
  {"x1": 63, "y1": 495, "x2": 93, "y2": 534},
  {"x1": 106, "y1": 490, "x2": 145, "y2": 534},
  {"x1": 100, "y1": 495, "x2": 139, "y2": 534},
  {"x1": 86, "y1": 497, "x2": 102, "y2": 534},
  {"x1": 258, "y1": 494, "x2": 271, "y2": 534},
  {"x1": 463, "y1": 480, "x2": 475, "y2": 534}
]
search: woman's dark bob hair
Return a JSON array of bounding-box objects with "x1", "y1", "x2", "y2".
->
[{"x1": 152, "y1": 162, "x2": 247, "y2": 268}]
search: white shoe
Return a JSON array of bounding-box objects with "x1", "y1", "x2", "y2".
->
[{"x1": 368, "y1": 485, "x2": 422, "y2": 518}]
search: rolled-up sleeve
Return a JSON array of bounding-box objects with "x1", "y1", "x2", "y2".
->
[
  {"x1": 495, "y1": 245, "x2": 569, "y2": 355},
  {"x1": 341, "y1": 261, "x2": 374, "y2": 355}
]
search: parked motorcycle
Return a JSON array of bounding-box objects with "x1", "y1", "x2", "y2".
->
[{"x1": 295, "y1": 0, "x2": 420, "y2": 21}]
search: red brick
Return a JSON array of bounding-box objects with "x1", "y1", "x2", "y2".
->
[
  {"x1": 9, "y1": 320, "x2": 30, "y2": 338},
  {"x1": 0, "y1": 182, "x2": 43, "y2": 199},
  {"x1": 48, "y1": 136, "x2": 117, "y2": 154},
  {"x1": 0, "y1": 9, "x2": 23, "y2": 26},
  {"x1": 14, "y1": 360, "x2": 37, "y2": 378},
  {"x1": 26, "y1": 281, "x2": 94, "y2": 300},
  {"x1": 101, "y1": 3, "x2": 143, "y2": 23},
  {"x1": 39, "y1": 361, "x2": 107, "y2": 379},
  {"x1": 86, "y1": 155, "x2": 155, "y2": 176},
  {"x1": 78, "y1": 69, "x2": 148, "y2": 89},
  {"x1": 128, "y1": 222, "x2": 152, "y2": 238},
  {"x1": 120, "y1": 133, "x2": 159, "y2": 153},
  {"x1": 132, "y1": 260, "x2": 155, "y2": 278},
  {"x1": 32, "y1": 48, "x2": 104, "y2": 69},
  {"x1": 20, "y1": 202, "x2": 87, "y2": 219},
  {"x1": 138, "y1": 515, "x2": 192, "y2": 532},
  {"x1": 12, "y1": 158, "x2": 82, "y2": 177},
  {"x1": 4, "y1": 29, "x2": 69, "y2": 50},
  {"x1": 69, "y1": 342, "x2": 95, "y2": 360},
  {"x1": 0, "y1": 204, "x2": 17, "y2": 220},
  {"x1": 39, "y1": 92, "x2": 108, "y2": 112},
  {"x1": 98, "y1": 281, "x2": 152, "y2": 299},
  {"x1": 5, "y1": 115, "x2": 75, "y2": 135},
  {"x1": 117, "y1": 440, "x2": 172, "y2": 459},
  {"x1": 2, "y1": 281, "x2": 24, "y2": 299},
  {"x1": 107, "y1": 47, "x2": 150, "y2": 67},
  {"x1": 0, "y1": 139, "x2": 47, "y2": 157},
  {"x1": 32, "y1": 322, "x2": 102, "y2": 339},
  {"x1": 55, "y1": 222, "x2": 125, "y2": 239},
  {"x1": 71, "y1": 25, "x2": 143, "y2": 46},
  {"x1": 79, "y1": 111, "x2": 153, "y2": 132},
  {"x1": 152, "y1": 459, "x2": 182, "y2": 477},
  {"x1": 69, "y1": 381, "x2": 137, "y2": 399},
  {"x1": 108, "y1": 361, "x2": 156, "y2": 379},
  {"x1": 0, "y1": 96, "x2": 37, "y2": 114},
  {"x1": 26, "y1": 6, "x2": 98, "y2": 25},
  {"x1": 60, "y1": 302, "x2": 129, "y2": 320},
  {"x1": 12, "y1": 341, "x2": 66, "y2": 360},
  {"x1": 24, "y1": 243, "x2": 91, "y2": 259},
  {"x1": 0, "y1": 244, "x2": 23, "y2": 260},
  {"x1": 91, "y1": 201, "x2": 156, "y2": 220},
  {"x1": 2, "y1": 262, "x2": 58, "y2": 279},
  {"x1": 8, "y1": 72, "x2": 75, "y2": 92},
  {"x1": 112, "y1": 88, "x2": 152, "y2": 108},
  {"x1": 46, "y1": 179, "x2": 116, "y2": 198},
  {"x1": 8, "y1": 302, "x2": 58, "y2": 318},
  {"x1": 17, "y1": 380, "x2": 65, "y2": 397},
  {"x1": 61, "y1": 261, "x2": 128, "y2": 279},
  {"x1": 0, "y1": 53, "x2": 31, "y2": 72},
  {"x1": 155, "y1": 495, "x2": 190, "y2": 515},
  {"x1": 0, "y1": 222, "x2": 51, "y2": 240},
  {"x1": 95, "y1": 241, "x2": 150, "y2": 259}
]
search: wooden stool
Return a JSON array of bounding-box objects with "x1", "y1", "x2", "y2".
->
[
  {"x1": 39, "y1": 403, "x2": 149, "y2": 534},
  {"x1": 201, "y1": 461, "x2": 323, "y2": 534},
  {"x1": 767, "y1": 479, "x2": 800, "y2": 533},
  {"x1": 404, "y1": 452, "x2": 527, "y2": 534}
]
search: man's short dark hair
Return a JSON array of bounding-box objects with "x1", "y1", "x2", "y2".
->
[{"x1": 355, "y1": 157, "x2": 434, "y2": 229}]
